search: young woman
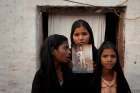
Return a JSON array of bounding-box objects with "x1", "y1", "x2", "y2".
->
[
  {"x1": 93, "y1": 41, "x2": 131, "y2": 93},
  {"x1": 70, "y1": 19, "x2": 98, "y2": 92},
  {"x1": 70, "y1": 19, "x2": 97, "y2": 56},
  {"x1": 31, "y1": 34, "x2": 72, "y2": 93}
]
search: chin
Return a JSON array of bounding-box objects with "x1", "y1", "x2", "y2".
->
[
  {"x1": 105, "y1": 66, "x2": 113, "y2": 70},
  {"x1": 79, "y1": 43, "x2": 85, "y2": 45},
  {"x1": 63, "y1": 60, "x2": 69, "y2": 63},
  {"x1": 108, "y1": 67, "x2": 114, "y2": 70}
]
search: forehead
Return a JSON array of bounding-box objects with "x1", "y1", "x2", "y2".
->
[
  {"x1": 74, "y1": 26, "x2": 88, "y2": 32},
  {"x1": 59, "y1": 41, "x2": 68, "y2": 46},
  {"x1": 75, "y1": 26, "x2": 87, "y2": 30},
  {"x1": 102, "y1": 48, "x2": 116, "y2": 54}
]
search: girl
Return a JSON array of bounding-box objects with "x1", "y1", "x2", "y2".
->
[
  {"x1": 93, "y1": 41, "x2": 131, "y2": 93},
  {"x1": 70, "y1": 19, "x2": 98, "y2": 92},
  {"x1": 31, "y1": 34, "x2": 72, "y2": 93}
]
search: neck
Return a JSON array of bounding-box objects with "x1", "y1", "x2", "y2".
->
[
  {"x1": 54, "y1": 61, "x2": 63, "y2": 81},
  {"x1": 102, "y1": 69, "x2": 114, "y2": 81},
  {"x1": 54, "y1": 61, "x2": 61, "y2": 70}
]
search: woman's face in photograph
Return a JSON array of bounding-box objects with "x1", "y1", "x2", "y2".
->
[
  {"x1": 52, "y1": 41, "x2": 71, "y2": 63},
  {"x1": 73, "y1": 26, "x2": 90, "y2": 45},
  {"x1": 101, "y1": 48, "x2": 117, "y2": 70}
]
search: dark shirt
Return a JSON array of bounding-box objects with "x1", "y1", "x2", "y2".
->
[
  {"x1": 69, "y1": 47, "x2": 98, "y2": 93},
  {"x1": 31, "y1": 69, "x2": 74, "y2": 93}
]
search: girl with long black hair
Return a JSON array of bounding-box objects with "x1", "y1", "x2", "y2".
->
[
  {"x1": 31, "y1": 34, "x2": 72, "y2": 93},
  {"x1": 70, "y1": 19, "x2": 98, "y2": 92},
  {"x1": 93, "y1": 41, "x2": 131, "y2": 93}
]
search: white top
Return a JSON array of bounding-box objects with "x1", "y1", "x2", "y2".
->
[{"x1": 59, "y1": 80, "x2": 63, "y2": 86}]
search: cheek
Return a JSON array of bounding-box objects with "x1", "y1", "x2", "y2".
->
[
  {"x1": 101, "y1": 59, "x2": 105, "y2": 66},
  {"x1": 101, "y1": 57, "x2": 105, "y2": 63},
  {"x1": 59, "y1": 51, "x2": 67, "y2": 59},
  {"x1": 54, "y1": 51, "x2": 65, "y2": 61},
  {"x1": 73, "y1": 36, "x2": 77, "y2": 41},
  {"x1": 101, "y1": 61, "x2": 105, "y2": 66},
  {"x1": 113, "y1": 59, "x2": 117, "y2": 65},
  {"x1": 84, "y1": 35, "x2": 90, "y2": 41}
]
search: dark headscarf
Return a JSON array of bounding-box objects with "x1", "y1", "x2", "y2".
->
[
  {"x1": 32, "y1": 34, "x2": 71, "y2": 93},
  {"x1": 94, "y1": 41, "x2": 131, "y2": 93}
]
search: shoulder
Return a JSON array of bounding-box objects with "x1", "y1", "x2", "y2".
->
[
  {"x1": 33, "y1": 69, "x2": 45, "y2": 81},
  {"x1": 31, "y1": 69, "x2": 47, "y2": 93}
]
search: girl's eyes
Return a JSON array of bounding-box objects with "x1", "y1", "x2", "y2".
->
[
  {"x1": 74, "y1": 32, "x2": 88, "y2": 36},
  {"x1": 82, "y1": 32, "x2": 88, "y2": 35},
  {"x1": 74, "y1": 33, "x2": 79, "y2": 36},
  {"x1": 102, "y1": 55, "x2": 116, "y2": 58},
  {"x1": 63, "y1": 45, "x2": 69, "y2": 50},
  {"x1": 102, "y1": 55, "x2": 107, "y2": 58},
  {"x1": 111, "y1": 55, "x2": 116, "y2": 58}
]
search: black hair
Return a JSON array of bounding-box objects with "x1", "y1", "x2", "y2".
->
[
  {"x1": 39, "y1": 34, "x2": 70, "y2": 92},
  {"x1": 40, "y1": 34, "x2": 68, "y2": 70},
  {"x1": 94, "y1": 41, "x2": 131, "y2": 93},
  {"x1": 70, "y1": 19, "x2": 95, "y2": 45}
]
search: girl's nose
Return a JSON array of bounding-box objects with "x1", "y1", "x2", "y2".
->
[
  {"x1": 107, "y1": 56, "x2": 112, "y2": 61},
  {"x1": 79, "y1": 35, "x2": 83, "y2": 40}
]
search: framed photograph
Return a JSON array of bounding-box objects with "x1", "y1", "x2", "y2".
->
[{"x1": 72, "y1": 44, "x2": 94, "y2": 73}]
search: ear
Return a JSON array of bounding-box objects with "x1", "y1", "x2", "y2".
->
[{"x1": 51, "y1": 48, "x2": 57, "y2": 56}]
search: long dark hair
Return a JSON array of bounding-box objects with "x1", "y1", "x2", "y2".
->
[
  {"x1": 94, "y1": 41, "x2": 131, "y2": 93},
  {"x1": 32, "y1": 34, "x2": 71, "y2": 93},
  {"x1": 40, "y1": 34, "x2": 69, "y2": 90},
  {"x1": 70, "y1": 19, "x2": 95, "y2": 45},
  {"x1": 40, "y1": 34, "x2": 68, "y2": 71},
  {"x1": 70, "y1": 19, "x2": 97, "y2": 63}
]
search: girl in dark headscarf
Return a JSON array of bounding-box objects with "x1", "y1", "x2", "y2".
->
[
  {"x1": 93, "y1": 41, "x2": 131, "y2": 93},
  {"x1": 70, "y1": 19, "x2": 97, "y2": 62},
  {"x1": 70, "y1": 19, "x2": 98, "y2": 92},
  {"x1": 31, "y1": 34, "x2": 72, "y2": 93}
]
